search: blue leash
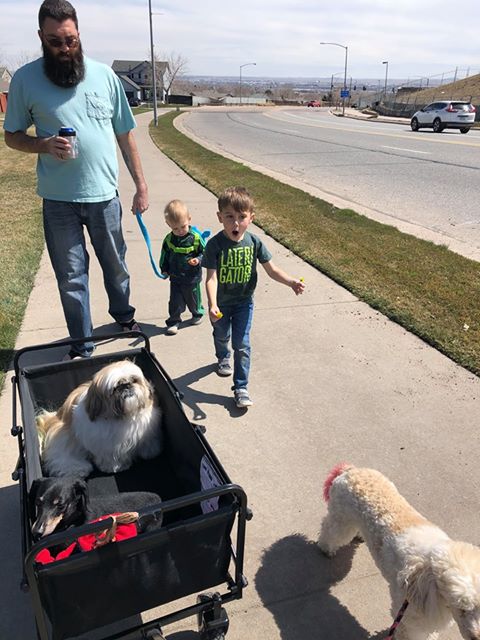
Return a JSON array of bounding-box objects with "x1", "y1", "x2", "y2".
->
[
  {"x1": 135, "y1": 212, "x2": 210, "y2": 279},
  {"x1": 135, "y1": 212, "x2": 167, "y2": 279}
]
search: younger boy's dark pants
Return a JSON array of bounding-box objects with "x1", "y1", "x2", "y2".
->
[{"x1": 166, "y1": 281, "x2": 204, "y2": 326}]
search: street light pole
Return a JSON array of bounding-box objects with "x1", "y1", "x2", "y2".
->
[
  {"x1": 382, "y1": 60, "x2": 389, "y2": 100},
  {"x1": 239, "y1": 62, "x2": 256, "y2": 105},
  {"x1": 320, "y1": 41, "x2": 348, "y2": 116},
  {"x1": 148, "y1": 0, "x2": 157, "y2": 126}
]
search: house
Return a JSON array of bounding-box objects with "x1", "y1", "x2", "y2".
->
[
  {"x1": 0, "y1": 66, "x2": 11, "y2": 113},
  {"x1": 0, "y1": 66, "x2": 12, "y2": 93},
  {"x1": 112, "y1": 59, "x2": 168, "y2": 103},
  {"x1": 0, "y1": 66, "x2": 12, "y2": 84}
]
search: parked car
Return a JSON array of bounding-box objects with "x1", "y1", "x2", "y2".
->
[
  {"x1": 410, "y1": 101, "x2": 476, "y2": 134},
  {"x1": 307, "y1": 100, "x2": 321, "y2": 107},
  {"x1": 128, "y1": 98, "x2": 140, "y2": 107}
]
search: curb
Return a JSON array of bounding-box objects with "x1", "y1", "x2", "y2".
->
[{"x1": 330, "y1": 109, "x2": 408, "y2": 125}]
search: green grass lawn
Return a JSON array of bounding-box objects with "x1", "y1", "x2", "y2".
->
[
  {"x1": 0, "y1": 129, "x2": 44, "y2": 390},
  {"x1": 150, "y1": 111, "x2": 480, "y2": 375}
]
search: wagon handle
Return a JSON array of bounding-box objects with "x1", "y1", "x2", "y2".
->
[{"x1": 13, "y1": 331, "x2": 151, "y2": 377}]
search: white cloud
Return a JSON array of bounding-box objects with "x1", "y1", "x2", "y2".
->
[{"x1": 1, "y1": 0, "x2": 479, "y2": 80}]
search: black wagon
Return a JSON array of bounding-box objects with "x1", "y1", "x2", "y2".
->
[{"x1": 11, "y1": 333, "x2": 251, "y2": 640}]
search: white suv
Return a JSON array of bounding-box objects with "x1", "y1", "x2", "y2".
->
[{"x1": 410, "y1": 101, "x2": 476, "y2": 134}]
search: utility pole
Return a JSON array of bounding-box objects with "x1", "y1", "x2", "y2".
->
[{"x1": 148, "y1": 0, "x2": 158, "y2": 126}]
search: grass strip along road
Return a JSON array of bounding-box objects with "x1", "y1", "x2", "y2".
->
[
  {"x1": 150, "y1": 111, "x2": 480, "y2": 376},
  {"x1": 0, "y1": 129, "x2": 43, "y2": 390}
]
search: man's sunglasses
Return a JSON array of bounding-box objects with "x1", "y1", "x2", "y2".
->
[{"x1": 43, "y1": 35, "x2": 79, "y2": 49}]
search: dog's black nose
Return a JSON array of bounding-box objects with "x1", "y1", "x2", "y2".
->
[
  {"x1": 31, "y1": 522, "x2": 45, "y2": 539},
  {"x1": 119, "y1": 384, "x2": 135, "y2": 398}
]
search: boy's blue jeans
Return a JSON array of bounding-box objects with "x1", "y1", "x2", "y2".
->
[
  {"x1": 212, "y1": 301, "x2": 254, "y2": 390},
  {"x1": 43, "y1": 197, "x2": 135, "y2": 356}
]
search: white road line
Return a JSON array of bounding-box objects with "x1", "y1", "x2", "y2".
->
[
  {"x1": 264, "y1": 111, "x2": 480, "y2": 147},
  {"x1": 381, "y1": 145, "x2": 431, "y2": 154}
]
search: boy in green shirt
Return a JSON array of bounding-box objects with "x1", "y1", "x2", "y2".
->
[
  {"x1": 204, "y1": 187, "x2": 305, "y2": 409},
  {"x1": 160, "y1": 199, "x2": 205, "y2": 335}
]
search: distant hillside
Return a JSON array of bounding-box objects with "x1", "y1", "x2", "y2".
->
[{"x1": 399, "y1": 73, "x2": 480, "y2": 104}]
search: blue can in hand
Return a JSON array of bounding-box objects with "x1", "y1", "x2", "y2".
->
[{"x1": 58, "y1": 127, "x2": 78, "y2": 159}]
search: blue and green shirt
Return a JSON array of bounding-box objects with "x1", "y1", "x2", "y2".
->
[{"x1": 159, "y1": 226, "x2": 206, "y2": 284}]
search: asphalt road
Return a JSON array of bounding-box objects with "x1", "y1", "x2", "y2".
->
[{"x1": 179, "y1": 107, "x2": 480, "y2": 258}]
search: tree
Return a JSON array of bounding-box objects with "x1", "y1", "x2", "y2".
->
[
  {"x1": 146, "y1": 50, "x2": 188, "y2": 101},
  {"x1": 160, "y1": 51, "x2": 189, "y2": 98},
  {"x1": 8, "y1": 50, "x2": 38, "y2": 72}
]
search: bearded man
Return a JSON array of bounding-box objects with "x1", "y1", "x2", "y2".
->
[{"x1": 4, "y1": 0, "x2": 147, "y2": 359}]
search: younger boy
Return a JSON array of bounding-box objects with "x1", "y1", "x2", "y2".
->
[
  {"x1": 204, "y1": 186, "x2": 305, "y2": 408},
  {"x1": 160, "y1": 199, "x2": 206, "y2": 335}
]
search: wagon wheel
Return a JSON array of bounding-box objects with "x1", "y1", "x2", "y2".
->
[
  {"x1": 197, "y1": 592, "x2": 229, "y2": 640},
  {"x1": 203, "y1": 631, "x2": 226, "y2": 640},
  {"x1": 144, "y1": 628, "x2": 166, "y2": 639}
]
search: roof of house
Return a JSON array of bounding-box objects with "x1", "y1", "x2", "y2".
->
[
  {"x1": 0, "y1": 66, "x2": 12, "y2": 80},
  {"x1": 112, "y1": 59, "x2": 169, "y2": 75},
  {"x1": 118, "y1": 74, "x2": 142, "y2": 90},
  {"x1": 112, "y1": 60, "x2": 144, "y2": 74}
]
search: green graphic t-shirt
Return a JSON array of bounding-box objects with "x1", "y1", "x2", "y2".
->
[{"x1": 203, "y1": 231, "x2": 272, "y2": 306}]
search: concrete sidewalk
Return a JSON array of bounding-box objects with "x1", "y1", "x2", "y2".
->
[{"x1": 1, "y1": 111, "x2": 479, "y2": 639}]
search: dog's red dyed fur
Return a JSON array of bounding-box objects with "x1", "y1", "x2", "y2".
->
[{"x1": 323, "y1": 463, "x2": 352, "y2": 502}]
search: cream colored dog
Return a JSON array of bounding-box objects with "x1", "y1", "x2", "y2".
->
[
  {"x1": 38, "y1": 360, "x2": 163, "y2": 478},
  {"x1": 318, "y1": 464, "x2": 480, "y2": 639}
]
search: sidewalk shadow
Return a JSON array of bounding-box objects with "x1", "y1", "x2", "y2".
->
[
  {"x1": 2, "y1": 324, "x2": 161, "y2": 374},
  {"x1": 0, "y1": 483, "x2": 36, "y2": 639},
  {"x1": 173, "y1": 364, "x2": 247, "y2": 421},
  {"x1": 255, "y1": 534, "x2": 388, "y2": 640}
]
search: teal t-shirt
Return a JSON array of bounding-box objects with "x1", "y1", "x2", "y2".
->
[
  {"x1": 203, "y1": 231, "x2": 272, "y2": 306},
  {"x1": 4, "y1": 56, "x2": 136, "y2": 202}
]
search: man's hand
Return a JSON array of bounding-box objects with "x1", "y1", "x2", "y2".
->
[
  {"x1": 4, "y1": 131, "x2": 70, "y2": 159},
  {"x1": 132, "y1": 186, "x2": 149, "y2": 215},
  {"x1": 49, "y1": 135, "x2": 75, "y2": 160}
]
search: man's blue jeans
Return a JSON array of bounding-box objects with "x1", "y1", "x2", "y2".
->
[
  {"x1": 212, "y1": 301, "x2": 254, "y2": 390},
  {"x1": 43, "y1": 197, "x2": 135, "y2": 356}
]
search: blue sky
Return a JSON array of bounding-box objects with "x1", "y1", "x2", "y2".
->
[{"x1": 1, "y1": 0, "x2": 479, "y2": 81}]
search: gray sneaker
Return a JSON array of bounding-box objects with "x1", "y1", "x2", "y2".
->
[
  {"x1": 191, "y1": 315, "x2": 204, "y2": 326},
  {"x1": 217, "y1": 358, "x2": 232, "y2": 376},
  {"x1": 166, "y1": 324, "x2": 179, "y2": 335},
  {"x1": 234, "y1": 388, "x2": 253, "y2": 408}
]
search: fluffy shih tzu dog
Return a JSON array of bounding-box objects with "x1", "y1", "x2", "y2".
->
[
  {"x1": 318, "y1": 463, "x2": 480, "y2": 640},
  {"x1": 38, "y1": 360, "x2": 163, "y2": 478}
]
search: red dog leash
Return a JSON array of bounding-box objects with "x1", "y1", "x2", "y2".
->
[{"x1": 385, "y1": 599, "x2": 409, "y2": 639}]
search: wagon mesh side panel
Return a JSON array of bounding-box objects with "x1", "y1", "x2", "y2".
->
[{"x1": 36, "y1": 509, "x2": 235, "y2": 639}]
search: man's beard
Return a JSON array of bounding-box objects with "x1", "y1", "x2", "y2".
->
[{"x1": 42, "y1": 41, "x2": 85, "y2": 88}]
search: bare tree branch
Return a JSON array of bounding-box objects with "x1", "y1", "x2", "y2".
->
[{"x1": 159, "y1": 51, "x2": 189, "y2": 96}]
